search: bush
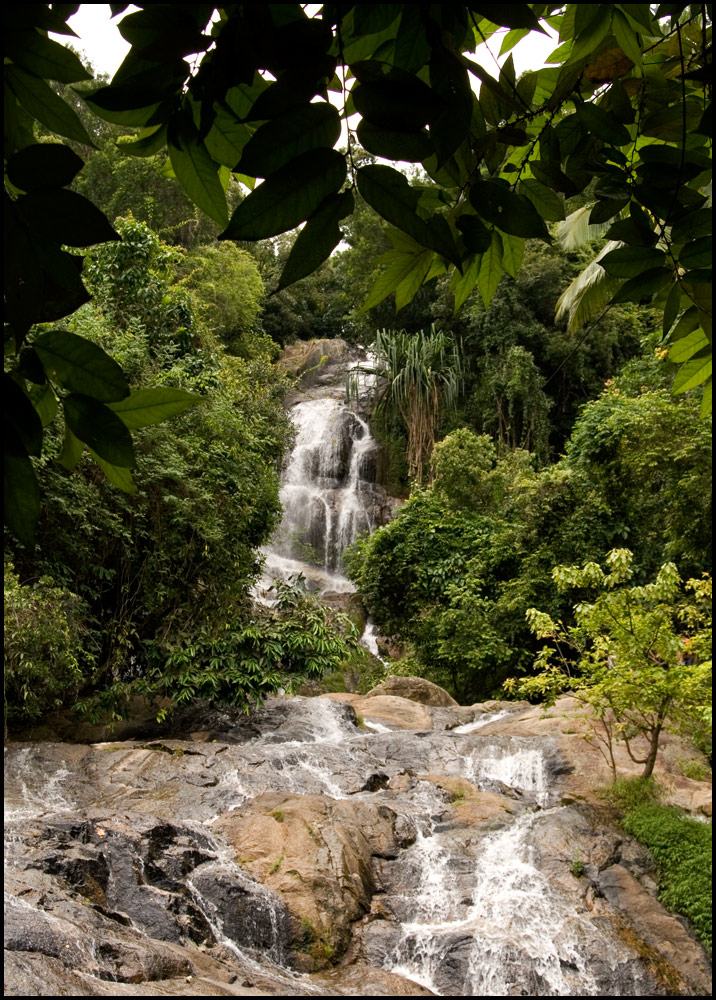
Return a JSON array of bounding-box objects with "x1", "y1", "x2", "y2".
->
[
  {"x1": 4, "y1": 563, "x2": 95, "y2": 727},
  {"x1": 623, "y1": 802, "x2": 712, "y2": 953},
  {"x1": 75, "y1": 579, "x2": 358, "y2": 721}
]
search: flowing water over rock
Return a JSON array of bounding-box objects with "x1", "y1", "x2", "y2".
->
[
  {"x1": 5, "y1": 694, "x2": 712, "y2": 996},
  {"x1": 260, "y1": 347, "x2": 393, "y2": 600}
]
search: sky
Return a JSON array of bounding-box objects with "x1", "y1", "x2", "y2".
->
[{"x1": 58, "y1": 4, "x2": 558, "y2": 81}]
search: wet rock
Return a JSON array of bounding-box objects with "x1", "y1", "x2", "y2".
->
[
  {"x1": 214, "y1": 792, "x2": 403, "y2": 966},
  {"x1": 597, "y1": 864, "x2": 712, "y2": 996},
  {"x1": 325, "y1": 693, "x2": 433, "y2": 730},
  {"x1": 309, "y1": 963, "x2": 434, "y2": 995},
  {"x1": 5, "y1": 693, "x2": 712, "y2": 997},
  {"x1": 279, "y1": 338, "x2": 357, "y2": 391}
]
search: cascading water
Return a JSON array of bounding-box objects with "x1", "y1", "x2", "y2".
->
[
  {"x1": 259, "y1": 355, "x2": 389, "y2": 597},
  {"x1": 5, "y1": 701, "x2": 698, "y2": 996}
]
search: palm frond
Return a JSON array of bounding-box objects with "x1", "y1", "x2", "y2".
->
[
  {"x1": 556, "y1": 241, "x2": 624, "y2": 334},
  {"x1": 556, "y1": 207, "x2": 613, "y2": 251}
]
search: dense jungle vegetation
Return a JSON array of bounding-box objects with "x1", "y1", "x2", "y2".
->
[{"x1": 3, "y1": 5, "x2": 712, "y2": 771}]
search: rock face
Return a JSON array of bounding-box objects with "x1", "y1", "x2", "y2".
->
[{"x1": 4, "y1": 693, "x2": 712, "y2": 997}]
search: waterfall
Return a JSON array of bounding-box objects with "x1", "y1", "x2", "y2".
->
[{"x1": 260, "y1": 356, "x2": 387, "y2": 596}]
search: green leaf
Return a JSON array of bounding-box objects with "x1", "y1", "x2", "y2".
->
[
  {"x1": 33, "y1": 330, "x2": 130, "y2": 403},
  {"x1": 574, "y1": 5, "x2": 602, "y2": 35},
  {"x1": 429, "y1": 46, "x2": 473, "y2": 167},
  {"x1": 6, "y1": 29, "x2": 92, "y2": 82},
  {"x1": 117, "y1": 124, "x2": 169, "y2": 157},
  {"x1": 470, "y1": 181, "x2": 552, "y2": 241},
  {"x1": 352, "y1": 75, "x2": 444, "y2": 131},
  {"x1": 699, "y1": 379, "x2": 711, "y2": 417},
  {"x1": 395, "y1": 251, "x2": 435, "y2": 310},
  {"x1": 499, "y1": 28, "x2": 530, "y2": 56},
  {"x1": 669, "y1": 306, "x2": 700, "y2": 343},
  {"x1": 453, "y1": 254, "x2": 480, "y2": 310},
  {"x1": 278, "y1": 191, "x2": 354, "y2": 291},
  {"x1": 357, "y1": 165, "x2": 462, "y2": 265},
  {"x1": 531, "y1": 159, "x2": 578, "y2": 197},
  {"x1": 356, "y1": 120, "x2": 433, "y2": 163},
  {"x1": 361, "y1": 250, "x2": 430, "y2": 311},
  {"x1": 220, "y1": 148, "x2": 347, "y2": 241},
  {"x1": 203, "y1": 112, "x2": 252, "y2": 167},
  {"x1": 574, "y1": 101, "x2": 631, "y2": 146},
  {"x1": 237, "y1": 103, "x2": 341, "y2": 177},
  {"x1": 4, "y1": 445, "x2": 41, "y2": 548},
  {"x1": 351, "y1": 5, "x2": 402, "y2": 35},
  {"x1": 456, "y1": 215, "x2": 492, "y2": 253},
  {"x1": 477, "y1": 230, "x2": 504, "y2": 308},
  {"x1": 5, "y1": 6, "x2": 80, "y2": 36},
  {"x1": 600, "y1": 246, "x2": 666, "y2": 278},
  {"x1": 57, "y1": 425, "x2": 84, "y2": 471},
  {"x1": 611, "y1": 267, "x2": 672, "y2": 303},
  {"x1": 4, "y1": 375, "x2": 43, "y2": 457},
  {"x1": 671, "y1": 209, "x2": 712, "y2": 245},
  {"x1": 386, "y1": 228, "x2": 425, "y2": 253},
  {"x1": 6, "y1": 65, "x2": 96, "y2": 147},
  {"x1": 589, "y1": 198, "x2": 629, "y2": 225},
  {"x1": 567, "y1": 6, "x2": 611, "y2": 63},
  {"x1": 29, "y1": 384, "x2": 59, "y2": 428},
  {"x1": 501, "y1": 232, "x2": 525, "y2": 279},
  {"x1": 673, "y1": 356, "x2": 712, "y2": 395},
  {"x1": 168, "y1": 113, "x2": 228, "y2": 228},
  {"x1": 108, "y1": 387, "x2": 204, "y2": 429},
  {"x1": 87, "y1": 449, "x2": 138, "y2": 493},
  {"x1": 662, "y1": 283, "x2": 682, "y2": 338},
  {"x1": 519, "y1": 179, "x2": 565, "y2": 222},
  {"x1": 117, "y1": 6, "x2": 209, "y2": 61},
  {"x1": 393, "y1": 6, "x2": 431, "y2": 72},
  {"x1": 468, "y1": 5, "x2": 544, "y2": 30},
  {"x1": 355, "y1": 165, "x2": 422, "y2": 237},
  {"x1": 680, "y1": 237, "x2": 712, "y2": 271},
  {"x1": 668, "y1": 328, "x2": 710, "y2": 364},
  {"x1": 605, "y1": 218, "x2": 659, "y2": 246},
  {"x1": 64, "y1": 395, "x2": 136, "y2": 467},
  {"x1": 611, "y1": 9, "x2": 642, "y2": 66},
  {"x1": 641, "y1": 102, "x2": 703, "y2": 141},
  {"x1": 18, "y1": 189, "x2": 121, "y2": 247},
  {"x1": 17, "y1": 347, "x2": 46, "y2": 385},
  {"x1": 6, "y1": 143, "x2": 84, "y2": 191}
]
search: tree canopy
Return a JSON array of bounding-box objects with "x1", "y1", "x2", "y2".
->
[{"x1": 4, "y1": 3, "x2": 713, "y2": 545}]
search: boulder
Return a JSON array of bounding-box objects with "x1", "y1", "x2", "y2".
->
[
  {"x1": 365, "y1": 676, "x2": 458, "y2": 707},
  {"x1": 214, "y1": 792, "x2": 406, "y2": 969}
]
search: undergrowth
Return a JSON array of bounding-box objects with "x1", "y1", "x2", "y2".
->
[{"x1": 605, "y1": 777, "x2": 712, "y2": 954}]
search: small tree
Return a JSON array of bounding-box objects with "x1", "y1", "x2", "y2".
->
[
  {"x1": 357, "y1": 327, "x2": 462, "y2": 483},
  {"x1": 508, "y1": 550, "x2": 712, "y2": 779}
]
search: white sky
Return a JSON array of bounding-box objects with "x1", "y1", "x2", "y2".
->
[{"x1": 59, "y1": 5, "x2": 557, "y2": 81}]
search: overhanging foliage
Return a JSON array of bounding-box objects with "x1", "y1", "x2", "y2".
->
[{"x1": 4, "y1": 3, "x2": 713, "y2": 545}]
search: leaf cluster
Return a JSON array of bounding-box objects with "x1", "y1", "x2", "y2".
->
[{"x1": 4, "y1": 4, "x2": 712, "y2": 545}]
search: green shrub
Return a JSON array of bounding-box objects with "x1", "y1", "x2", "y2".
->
[
  {"x1": 4, "y1": 563, "x2": 95, "y2": 727},
  {"x1": 622, "y1": 803, "x2": 712, "y2": 953}
]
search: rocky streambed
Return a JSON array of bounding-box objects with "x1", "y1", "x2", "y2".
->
[{"x1": 4, "y1": 685, "x2": 712, "y2": 996}]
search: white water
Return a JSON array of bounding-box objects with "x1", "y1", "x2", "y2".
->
[
  {"x1": 267, "y1": 395, "x2": 381, "y2": 581},
  {"x1": 3, "y1": 748, "x2": 74, "y2": 821},
  {"x1": 383, "y1": 757, "x2": 600, "y2": 996},
  {"x1": 453, "y1": 709, "x2": 511, "y2": 734},
  {"x1": 469, "y1": 741, "x2": 551, "y2": 805}
]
